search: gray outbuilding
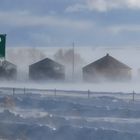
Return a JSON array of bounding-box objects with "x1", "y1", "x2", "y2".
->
[
  {"x1": 0, "y1": 60, "x2": 17, "y2": 80},
  {"x1": 83, "y1": 54, "x2": 132, "y2": 82},
  {"x1": 29, "y1": 58, "x2": 65, "y2": 81}
]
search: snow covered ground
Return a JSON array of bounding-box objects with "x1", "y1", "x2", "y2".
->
[{"x1": 0, "y1": 87, "x2": 140, "y2": 140}]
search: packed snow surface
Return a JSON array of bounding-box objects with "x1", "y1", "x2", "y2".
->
[{"x1": 0, "y1": 87, "x2": 140, "y2": 140}]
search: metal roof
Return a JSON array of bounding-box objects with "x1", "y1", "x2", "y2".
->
[
  {"x1": 0, "y1": 60, "x2": 16, "y2": 70},
  {"x1": 30, "y1": 58, "x2": 64, "y2": 68},
  {"x1": 83, "y1": 54, "x2": 131, "y2": 70}
]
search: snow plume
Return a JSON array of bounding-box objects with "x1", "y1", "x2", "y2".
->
[
  {"x1": 66, "y1": 0, "x2": 140, "y2": 12},
  {"x1": 1, "y1": 46, "x2": 140, "y2": 93},
  {"x1": 7, "y1": 47, "x2": 46, "y2": 81},
  {"x1": 53, "y1": 48, "x2": 85, "y2": 80}
]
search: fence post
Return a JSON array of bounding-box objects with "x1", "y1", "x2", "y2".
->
[
  {"x1": 54, "y1": 89, "x2": 56, "y2": 97},
  {"x1": 13, "y1": 88, "x2": 15, "y2": 96},
  {"x1": 132, "y1": 90, "x2": 135, "y2": 102},
  {"x1": 88, "y1": 90, "x2": 90, "y2": 99},
  {"x1": 24, "y1": 88, "x2": 26, "y2": 95}
]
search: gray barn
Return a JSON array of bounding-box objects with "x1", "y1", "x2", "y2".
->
[
  {"x1": 29, "y1": 58, "x2": 65, "y2": 81},
  {"x1": 0, "y1": 60, "x2": 17, "y2": 80},
  {"x1": 83, "y1": 54, "x2": 132, "y2": 82}
]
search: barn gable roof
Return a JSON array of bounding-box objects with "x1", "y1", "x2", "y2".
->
[
  {"x1": 30, "y1": 58, "x2": 64, "y2": 68},
  {"x1": 83, "y1": 54, "x2": 131, "y2": 70},
  {"x1": 0, "y1": 60, "x2": 16, "y2": 70}
]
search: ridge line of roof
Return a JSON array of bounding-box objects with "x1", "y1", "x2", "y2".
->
[
  {"x1": 83, "y1": 54, "x2": 131, "y2": 69},
  {"x1": 29, "y1": 57, "x2": 64, "y2": 67}
]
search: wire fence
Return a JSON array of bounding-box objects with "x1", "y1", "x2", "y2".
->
[{"x1": 0, "y1": 87, "x2": 139, "y2": 101}]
